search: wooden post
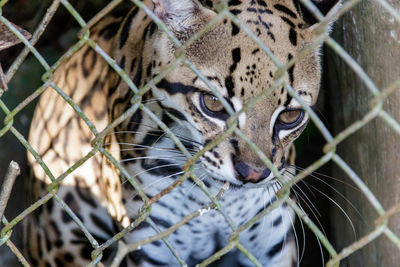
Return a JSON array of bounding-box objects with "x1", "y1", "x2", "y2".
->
[{"x1": 326, "y1": 0, "x2": 400, "y2": 266}]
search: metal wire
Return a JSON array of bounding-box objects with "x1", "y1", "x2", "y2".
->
[{"x1": 0, "y1": 0, "x2": 399, "y2": 266}]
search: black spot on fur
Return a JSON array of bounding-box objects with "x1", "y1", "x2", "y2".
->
[
  {"x1": 82, "y1": 48, "x2": 97, "y2": 78},
  {"x1": 248, "y1": 222, "x2": 260, "y2": 232},
  {"x1": 289, "y1": 28, "x2": 297, "y2": 46},
  {"x1": 229, "y1": 0, "x2": 242, "y2": 6},
  {"x1": 149, "y1": 21, "x2": 157, "y2": 36},
  {"x1": 146, "y1": 63, "x2": 152, "y2": 78},
  {"x1": 133, "y1": 57, "x2": 143, "y2": 87},
  {"x1": 64, "y1": 192, "x2": 75, "y2": 205},
  {"x1": 99, "y1": 22, "x2": 120, "y2": 40},
  {"x1": 130, "y1": 58, "x2": 137, "y2": 73},
  {"x1": 273, "y1": 216, "x2": 283, "y2": 227},
  {"x1": 230, "y1": 47, "x2": 241, "y2": 73},
  {"x1": 225, "y1": 76, "x2": 235, "y2": 97},
  {"x1": 119, "y1": 56, "x2": 126, "y2": 69},
  {"x1": 61, "y1": 210, "x2": 72, "y2": 223},
  {"x1": 230, "y1": 139, "x2": 239, "y2": 154},
  {"x1": 164, "y1": 107, "x2": 187, "y2": 121},
  {"x1": 268, "y1": 31, "x2": 275, "y2": 42},
  {"x1": 142, "y1": 159, "x2": 182, "y2": 177},
  {"x1": 256, "y1": 0, "x2": 268, "y2": 7},
  {"x1": 44, "y1": 231, "x2": 52, "y2": 252},
  {"x1": 55, "y1": 258, "x2": 65, "y2": 267},
  {"x1": 280, "y1": 16, "x2": 295, "y2": 28},
  {"x1": 130, "y1": 249, "x2": 167, "y2": 266},
  {"x1": 267, "y1": 238, "x2": 285, "y2": 257},
  {"x1": 204, "y1": 0, "x2": 213, "y2": 8},
  {"x1": 46, "y1": 198, "x2": 54, "y2": 213},
  {"x1": 249, "y1": 234, "x2": 257, "y2": 241},
  {"x1": 90, "y1": 213, "x2": 114, "y2": 236},
  {"x1": 55, "y1": 240, "x2": 63, "y2": 248},
  {"x1": 64, "y1": 253, "x2": 74, "y2": 262},
  {"x1": 231, "y1": 22, "x2": 240, "y2": 35},
  {"x1": 152, "y1": 240, "x2": 162, "y2": 247},
  {"x1": 120, "y1": 8, "x2": 139, "y2": 48},
  {"x1": 75, "y1": 182, "x2": 98, "y2": 208},
  {"x1": 256, "y1": 196, "x2": 276, "y2": 215},
  {"x1": 135, "y1": 221, "x2": 151, "y2": 231},
  {"x1": 107, "y1": 76, "x2": 121, "y2": 97},
  {"x1": 128, "y1": 109, "x2": 143, "y2": 133},
  {"x1": 36, "y1": 232, "x2": 43, "y2": 258},
  {"x1": 47, "y1": 223, "x2": 60, "y2": 244},
  {"x1": 230, "y1": 9, "x2": 242, "y2": 16},
  {"x1": 274, "y1": 4, "x2": 297, "y2": 18},
  {"x1": 157, "y1": 79, "x2": 198, "y2": 95},
  {"x1": 81, "y1": 244, "x2": 93, "y2": 260},
  {"x1": 287, "y1": 53, "x2": 295, "y2": 86}
]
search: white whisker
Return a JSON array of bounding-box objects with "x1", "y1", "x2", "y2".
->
[
  {"x1": 303, "y1": 173, "x2": 364, "y2": 223},
  {"x1": 295, "y1": 205, "x2": 306, "y2": 266},
  {"x1": 293, "y1": 190, "x2": 327, "y2": 239},
  {"x1": 288, "y1": 165, "x2": 360, "y2": 238},
  {"x1": 304, "y1": 182, "x2": 357, "y2": 240},
  {"x1": 121, "y1": 163, "x2": 184, "y2": 186},
  {"x1": 110, "y1": 130, "x2": 202, "y2": 146},
  {"x1": 120, "y1": 155, "x2": 187, "y2": 163},
  {"x1": 291, "y1": 165, "x2": 361, "y2": 192},
  {"x1": 186, "y1": 172, "x2": 208, "y2": 194},
  {"x1": 293, "y1": 184, "x2": 321, "y2": 218},
  {"x1": 128, "y1": 168, "x2": 201, "y2": 200}
]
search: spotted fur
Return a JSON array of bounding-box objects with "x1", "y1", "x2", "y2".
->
[{"x1": 24, "y1": 0, "x2": 340, "y2": 266}]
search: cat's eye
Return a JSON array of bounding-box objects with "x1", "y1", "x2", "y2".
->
[
  {"x1": 203, "y1": 94, "x2": 224, "y2": 112},
  {"x1": 277, "y1": 109, "x2": 304, "y2": 128},
  {"x1": 199, "y1": 93, "x2": 229, "y2": 120}
]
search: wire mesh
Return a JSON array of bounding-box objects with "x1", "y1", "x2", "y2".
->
[{"x1": 0, "y1": 0, "x2": 399, "y2": 266}]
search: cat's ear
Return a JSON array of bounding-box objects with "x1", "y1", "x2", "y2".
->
[
  {"x1": 294, "y1": 0, "x2": 342, "y2": 27},
  {"x1": 152, "y1": 0, "x2": 213, "y2": 33}
]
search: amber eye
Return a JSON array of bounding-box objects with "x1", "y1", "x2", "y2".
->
[
  {"x1": 203, "y1": 94, "x2": 224, "y2": 112},
  {"x1": 277, "y1": 109, "x2": 304, "y2": 128},
  {"x1": 199, "y1": 93, "x2": 229, "y2": 120}
]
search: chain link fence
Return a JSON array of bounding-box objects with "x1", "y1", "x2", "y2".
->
[{"x1": 0, "y1": 0, "x2": 399, "y2": 266}]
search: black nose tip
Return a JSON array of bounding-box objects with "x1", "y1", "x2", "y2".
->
[
  {"x1": 260, "y1": 168, "x2": 271, "y2": 179},
  {"x1": 235, "y1": 162, "x2": 251, "y2": 179},
  {"x1": 234, "y1": 162, "x2": 271, "y2": 183}
]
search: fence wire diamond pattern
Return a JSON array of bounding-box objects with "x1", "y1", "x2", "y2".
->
[{"x1": 0, "y1": 0, "x2": 400, "y2": 266}]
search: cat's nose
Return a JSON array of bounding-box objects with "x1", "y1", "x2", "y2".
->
[{"x1": 234, "y1": 162, "x2": 271, "y2": 183}]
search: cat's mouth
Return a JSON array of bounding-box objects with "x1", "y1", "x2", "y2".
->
[
  {"x1": 196, "y1": 156, "x2": 289, "y2": 189},
  {"x1": 201, "y1": 167, "x2": 285, "y2": 189},
  {"x1": 205, "y1": 175, "x2": 281, "y2": 191}
]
